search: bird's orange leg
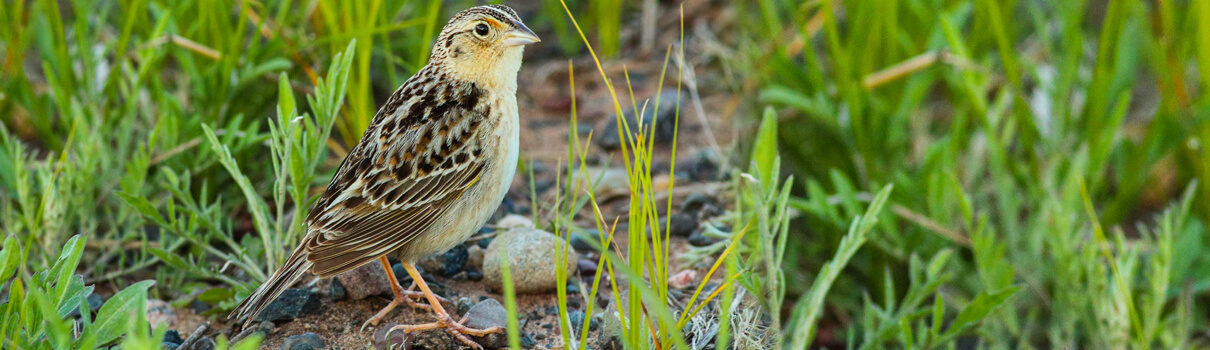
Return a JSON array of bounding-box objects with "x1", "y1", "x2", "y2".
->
[
  {"x1": 387, "y1": 262, "x2": 503, "y2": 349},
  {"x1": 360, "y1": 256, "x2": 448, "y2": 330}
]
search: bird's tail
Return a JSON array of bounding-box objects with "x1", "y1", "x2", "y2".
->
[{"x1": 228, "y1": 249, "x2": 314, "y2": 327}]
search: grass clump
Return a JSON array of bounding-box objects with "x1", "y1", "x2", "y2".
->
[
  {"x1": 737, "y1": 0, "x2": 1210, "y2": 347},
  {"x1": 0, "y1": 233, "x2": 259, "y2": 349}
]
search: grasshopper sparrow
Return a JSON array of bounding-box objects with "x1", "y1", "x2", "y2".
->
[{"x1": 229, "y1": 5, "x2": 539, "y2": 348}]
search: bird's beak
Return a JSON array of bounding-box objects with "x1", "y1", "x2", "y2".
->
[{"x1": 502, "y1": 22, "x2": 541, "y2": 47}]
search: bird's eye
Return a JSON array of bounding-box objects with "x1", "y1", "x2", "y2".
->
[{"x1": 474, "y1": 23, "x2": 490, "y2": 37}]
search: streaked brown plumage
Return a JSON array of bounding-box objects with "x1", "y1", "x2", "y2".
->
[{"x1": 229, "y1": 5, "x2": 538, "y2": 348}]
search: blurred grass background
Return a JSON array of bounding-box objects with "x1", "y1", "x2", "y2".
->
[
  {"x1": 740, "y1": 0, "x2": 1210, "y2": 347},
  {"x1": 1, "y1": 0, "x2": 1208, "y2": 348}
]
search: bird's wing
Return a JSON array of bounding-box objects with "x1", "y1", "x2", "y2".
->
[{"x1": 302, "y1": 81, "x2": 490, "y2": 277}]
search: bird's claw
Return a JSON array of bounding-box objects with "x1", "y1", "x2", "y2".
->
[{"x1": 386, "y1": 311, "x2": 503, "y2": 350}]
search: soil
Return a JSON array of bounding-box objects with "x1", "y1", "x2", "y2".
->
[{"x1": 226, "y1": 235, "x2": 717, "y2": 350}]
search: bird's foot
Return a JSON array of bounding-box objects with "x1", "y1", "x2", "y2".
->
[
  {"x1": 361, "y1": 289, "x2": 445, "y2": 331},
  {"x1": 386, "y1": 311, "x2": 504, "y2": 350},
  {"x1": 362, "y1": 257, "x2": 455, "y2": 331}
]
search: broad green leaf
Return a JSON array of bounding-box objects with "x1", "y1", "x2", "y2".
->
[
  {"x1": 223, "y1": 334, "x2": 264, "y2": 350},
  {"x1": 197, "y1": 287, "x2": 234, "y2": 304},
  {"x1": 2, "y1": 279, "x2": 25, "y2": 339},
  {"x1": 52, "y1": 235, "x2": 86, "y2": 298},
  {"x1": 0, "y1": 235, "x2": 20, "y2": 282},
  {"x1": 787, "y1": 185, "x2": 894, "y2": 349},
  {"x1": 932, "y1": 293, "x2": 945, "y2": 339},
  {"x1": 950, "y1": 286, "x2": 1020, "y2": 332},
  {"x1": 89, "y1": 280, "x2": 155, "y2": 345},
  {"x1": 927, "y1": 249, "x2": 953, "y2": 279},
  {"x1": 55, "y1": 274, "x2": 92, "y2": 318},
  {"x1": 277, "y1": 72, "x2": 297, "y2": 118},
  {"x1": 752, "y1": 106, "x2": 779, "y2": 184},
  {"x1": 147, "y1": 248, "x2": 191, "y2": 271},
  {"x1": 31, "y1": 286, "x2": 72, "y2": 349},
  {"x1": 116, "y1": 191, "x2": 167, "y2": 227}
]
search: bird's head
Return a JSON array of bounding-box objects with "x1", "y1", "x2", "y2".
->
[{"x1": 432, "y1": 5, "x2": 540, "y2": 90}]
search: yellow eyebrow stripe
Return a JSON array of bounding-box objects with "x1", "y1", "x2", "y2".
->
[{"x1": 482, "y1": 17, "x2": 504, "y2": 28}]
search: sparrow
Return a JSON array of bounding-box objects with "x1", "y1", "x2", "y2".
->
[{"x1": 229, "y1": 5, "x2": 539, "y2": 348}]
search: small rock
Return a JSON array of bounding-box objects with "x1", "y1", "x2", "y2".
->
[
  {"x1": 653, "y1": 173, "x2": 676, "y2": 193},
  {"x1": 466, "y1": 270, "x2": 484, "y2": 281},
  {"x1": 192, "y1": 337, "x2": 216, "y2": 350},
  {"x1": 688, "y1": 228, "x2": 721, "y2": 247},
  {"x1": 328, "y1": 278, "x2": 347, "y2": 301},
  {"x1": 577, "y1": 258, "x2": 597, "y2": 275},
  {"x1": 566, "y1": 282, "x2": 581, "y2": 294},
  {"x1": 683, "y1": 150, "x2": 722, "y2": 182},
  {"x1": 680, "y1": 194, "x2": 718, "y2": 216},
  {"x1": 569, "y1": 310, "x2": 586, "y2": 334},
  {"x1": 657, "y1": 213, "x2": 697, "y2": 238},
  {"x1": 86, "y1": 292, "x2": 103, "y2": 310},
  {"x1": 520, "y1": 333, "x2": 537, "y2": 349},
  {"x1": 696, "y1": 203, "x2": 724, "y2": 221},
  {"x1": 467, "y1": 245, "x2": 485, "y2": 269},
  {"x1": 498, "y1": 197, "x2": 520, "y2": 215},
  {"x1": 526, "y1": 160, "x2": 549, "y2": 174},
  {"x1": 668, "y1": 270, "x2": 697, "y2": 289},
  {"x1": 254, "y1": 289, "x2": 323, "y2": 322},
  {"x1": 464, "y1": 299, "x2": 509, "y2": 349},
  {"x1": 600, "y1": 293, "x2": 631, "y2": 350},
  {"x1": 532, "y1": 179, "x2": 555, "y2": 195},
  {"x1": 418, "y1": 244, "x2": 469, "y2": 277},
  {"x1": 280, "y1": 332, "x2": 324, "y2": 350},
  {"x1": 599, "y1": 336, "x2": 623, "y2": 350},
  {"x1": 337, "y1": 262, "x2": 392, "y2": 300},
  {"x1": 576, "y1": 124, "x2": 594, "y2": 137},
  {"x1": 406, "y1": 329, "x2": 463, "y2": 350},
  {"x1": 190, "y1": 300, "x2": 212, "y2": 314},
  {"x1": 69, "y1": 292, "x2": 104, "y2": 317},
  {"x1": 391, "y1": 263, "x2": 435, "y2": 288},
  {"x1": 372, "y1": 323, "x2": 406, "y2": 350},
  {"x1": 571, "y1": 167, "x2": 629, "y2": 195},
  {"x1": 496, "y1": 214, "x2": 535, "y2": 229},
  {"x1": 490, "y1": 197, "x2": 518, "y2": 223},
  {"x1": 484, "y1": 228, "x2": 578, "y2": 294},
  {"x1": 392, "y1": 263, "x2": 411, "y2": 285},
  {"x1": 163, "y1": 330, "x2": 184, "y2": 344},
  {"x1": 570, "y1": 230, "x2": 601, "y2": 252},
  {"x1": 146, "y1": 300, "x2": 176, "y2": 327},
  {"x1": 597, "y1": 89, "x2": 681, "y2": 151},
  {"x1": 545, "y1": 305, "x2": 559, "y2": 316},
  {"x1": 427, "y1": 282, "x2": 446, "y2": 296},
  {"x1": 476, "y1": 235, "x2": 494, "y2": 249},
  {"x1": 233, "y1": 321, "x2": 274, "y2": 343},
  {"x1": 583, "y1": 154, "x2": 605, "y2": 166},
  {"x1": 457, "y1": 297, "x2": 474, "y2": 315},
  {"x1": 162, "y1": 342, "x2": 180, "y2": 350}
]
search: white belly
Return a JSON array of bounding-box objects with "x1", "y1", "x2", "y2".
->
[{"x1": 396, "y1": 97, "x2": 519, "y2": 262}]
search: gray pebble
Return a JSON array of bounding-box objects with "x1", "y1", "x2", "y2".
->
[
  {"x1": 279, "y1": 332, "x2": 325, "y2": 350},
  {"x1": 484, "y1": 228, "x2": 577, "y2": 294}
]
